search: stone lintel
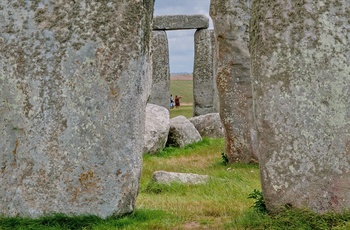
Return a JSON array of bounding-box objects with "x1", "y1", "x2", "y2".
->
[{"x1": 153, "y1": 14, "x2": 209, "y2": 30}]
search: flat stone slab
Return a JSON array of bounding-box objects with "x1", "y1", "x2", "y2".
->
[
  {"x1": 153, "y1": 14, "x2": 209, "y2": 30},
  {"x1": 152, "y1": 171, "x2": 209, "y2": 184}
]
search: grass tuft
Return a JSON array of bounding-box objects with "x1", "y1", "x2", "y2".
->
[
  {"x1": 144, "y1": 137, "x2": 223, "y2": 159},
  {"x1": 0, "y1": 214, "x2": 101, "y2": 230},
  {"x1": 248, "y1": 189, "x2": 267, "y2": 214},
  {"x1": 230, "y1": 208, "x2": 350, "y2": 230}
]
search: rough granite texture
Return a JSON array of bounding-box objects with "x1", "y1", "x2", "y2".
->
[
  {"x1": 167, "y1": 116, "x2": 202, "y2": 148},
  {"x1": 0, "y1": 0, "x2": 154, "y2": 218},
  {"x1": 189, "y1": 113, "x2": 224, "y2": 139},
  {"x1": 193, "y1": 29, "x2": 219, "y2": 116},
  {"x1": 149, "y1": 31, "x2": 170, "y2": 109},
  {"x1": 153, "y1": 14, "x2": 209, "y2": 30},
  {"x1": 250, "y1": 1, "x2": 350, "y2": 213},
  {"x1": 210, "y1": 0, "x2": 257, "y2": 163},
  {"x1": 143, "y1": 104, "x2": 170, "y2": 154}
]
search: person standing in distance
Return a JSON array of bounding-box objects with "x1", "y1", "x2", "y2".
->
[
  {"x1": 175, "y1": 95, "x2": 182, "y2": 109},
  {"x1": 170, "y1": 94, "x2": 174, "y2": 109}
]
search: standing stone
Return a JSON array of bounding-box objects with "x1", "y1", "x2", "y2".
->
[
  {"x1": 149, "y1": 31, "x2": 170, "y2": 109},
  {"x1": 210, "y1": 0, "x2": 257, "y2": 163},
  {"x1": 0, "y1": 0, "x2": 154, "y2": 218},
  {"x1": 251, "y1": 1, "x2": 350, "y2": 213},
  {"x1": 193, "y1": 29, "x2": 219, "y2": 116}
]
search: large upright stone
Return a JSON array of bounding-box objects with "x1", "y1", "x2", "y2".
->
[
  {"x1": 210, "y1": 1, "x2": 257, "y2": 163},
  {"x1": 0, "y1": 1, "x2": 154, "y2": 218},
  {"x1": 251, "y1": 1, "x2": 350, "y2": 213},
  {"x1": 149, "y1": 31, "x2": 170, "y2": 109},
  {"x1": 153, "y1": 15, "x2": 209, "y2": 30},
  {"x1": 193, "y1": 29, "x2": 219, "y2": 116}
]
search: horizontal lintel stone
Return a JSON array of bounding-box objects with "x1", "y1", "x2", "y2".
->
[{"x1": 153, "y1": 14, "x2": 209, "y2": 30}]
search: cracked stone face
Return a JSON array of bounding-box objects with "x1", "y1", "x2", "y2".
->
[{"x1": 0, "y1": 0, "x2": 154, "y2": 218}]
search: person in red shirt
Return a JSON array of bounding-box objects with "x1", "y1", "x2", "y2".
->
[{"x1": 174, "y1": 95, "x2": 182, "y2": 109}]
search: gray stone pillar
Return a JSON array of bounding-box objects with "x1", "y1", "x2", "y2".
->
[
  {"x1": 193, "y1": 29, "x2": 218, "y2": 116},
  {"x1": 0, "y1": 1, "x2": 154, "y2": 218},
  {"x1": 149, "y1": 31, "x2": 170, "y2": 109},
  {"x1": 251, "y1": 1, "x2": 350, "y2": 213},
  {"x1": 210, "y1": 0, "x2": 257, "y2": 163}
]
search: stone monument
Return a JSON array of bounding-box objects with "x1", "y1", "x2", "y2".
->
[{"x1": 151, "y1": 14, "x2": 218, "y2": 115}]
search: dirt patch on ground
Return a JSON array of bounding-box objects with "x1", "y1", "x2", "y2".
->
[
  {"x1": 171, "y1": 74, "x2": 193, "y2": 81},
  {"x1": 182, "y1": 222, "x2": 202, "y2": 229}
]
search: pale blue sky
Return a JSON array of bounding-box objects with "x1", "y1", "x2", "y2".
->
[{"x1": 154, "y1": 0, "x2": 212, "y2": 73}]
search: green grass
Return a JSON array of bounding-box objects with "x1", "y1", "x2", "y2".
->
[
  {"x1": 169, "y1": 105, "x2": 193, "y2": 118},
  {"x1": 230, "y1": 208, "x2": 350, "y2": 230},
  {"x1": 170, "y1": 80, "x2": 193, "y2": 105},
  {"x1": 137, "y1": 138, "x2": 261, "y2": 229},
  {"x1": 0, "y1": 210, "x2": 172, "y2": 230},
  {"x1": 2, "y1": 138, "x2": 350, "y2": 229},
  {"x1": 169, "y1": 79, "x2": 194, "y2": 118}
]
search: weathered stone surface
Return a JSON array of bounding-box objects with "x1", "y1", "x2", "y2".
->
[
  {"x1": 153, "y1": 15, "x2": 209, "y2": 30},
  {"x1": 210, "y1": 1, "x2": 257, "y2": 163},
  {"x1": 189, "y1": 113, "x2": 224, "y2": 138},
  {"x1": 143, "y1": 104, "x2": 170, "y2": 154},
  {"x1": 193, "y1": 29, "x2": 219, "y2": 116},
  {"x1": 149, "y1": 31, "x2": 170, "y2": 109},
  {"x1": 0, "y1": 1, "x2": 154, "y2": 218},
  {"x1": 167, "y1": 116, "x2": 202, "y2": 147},
  {"x1": 152, "y1": 171, "x2": 209, "y2": 185},
  {"x1": 250, "y1": 1, "x2": 350, "y2": 213}
]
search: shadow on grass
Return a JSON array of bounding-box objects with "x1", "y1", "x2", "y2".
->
[
  {"x1": 0, "y1": 213, "x2": 100, "y2": 230},
  {"x1": 0, "y1": 209, "x2": 172, "y2": 230}
]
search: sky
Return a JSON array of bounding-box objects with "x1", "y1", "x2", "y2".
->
[{"x1": 154, "y1": 0, "x2": 212, "y2": 74}]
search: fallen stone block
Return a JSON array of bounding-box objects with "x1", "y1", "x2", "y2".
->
[
  {"x1": 152, "y1": 171, "x2": 209, "y2": 185},
  {"x1": 189, "y1": 113, "x2": 224, "y2": 138},
  {"x1": 167, "y1": 116, "x2": 202, "y2": 147},
  {"x1": 143, "y1": 104, "x2": 170, "y2": 154}
]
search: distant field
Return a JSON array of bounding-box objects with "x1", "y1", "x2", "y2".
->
[
  {"x1": 170, "y1": 78, "x2": 193, "y2": 118},
  {"x1": 170, "y1": 80, "x2": 193, "y2": 105}
]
